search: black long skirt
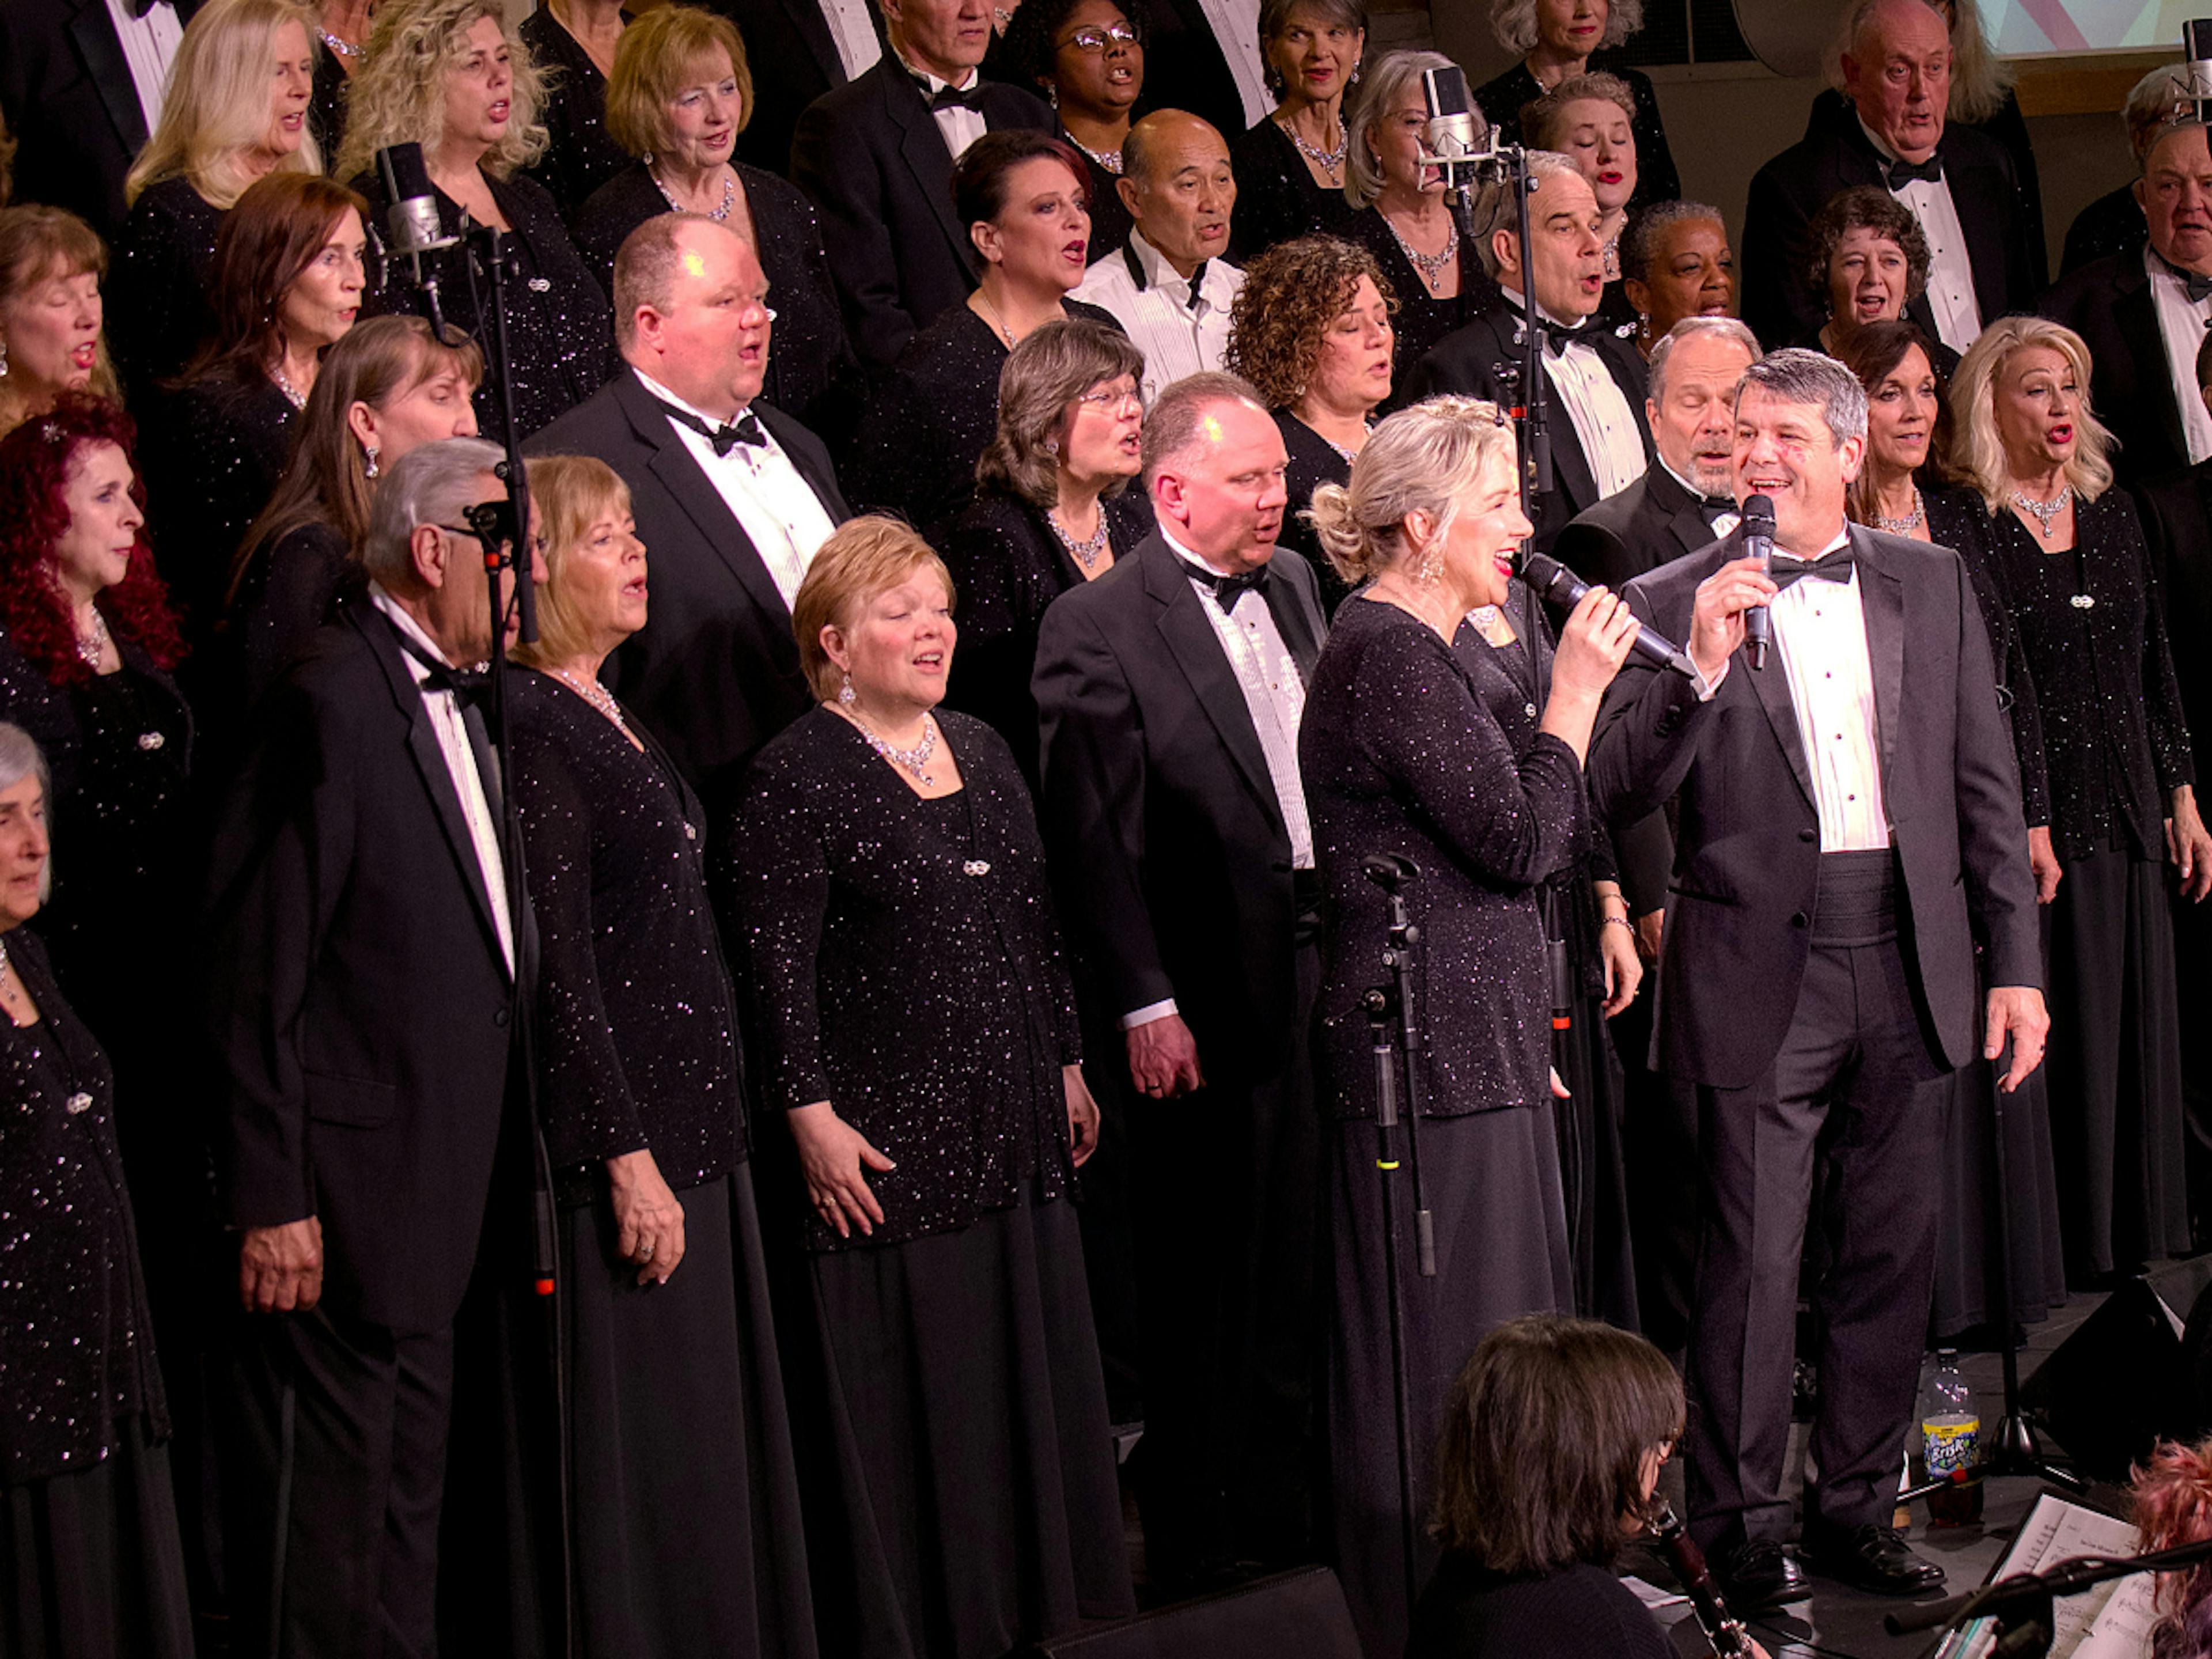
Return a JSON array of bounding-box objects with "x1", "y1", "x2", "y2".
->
[
  {"x1": 1325, "y1": 1107, "x2": 1574, "y2": 1659},
  {"x1": 1928, "y1": 1051, "x2": 2067, "y2": 1336},
  {"x1": 2043, "y1": 848, "x2": 2192, "y2": 1278},
  {"x1": 563, "y1": 1171, "x2": 816, "y2": 1659},
  {"x1": 1551, "y1": 975, "x2": 1641, "y2": 1331},
  {"x1": 0, "y1": 1416, "x2": 193, "y2": 1657},
  {"x1": 779, "y1": 1185, "x2": 1134, "y2": 1659}
]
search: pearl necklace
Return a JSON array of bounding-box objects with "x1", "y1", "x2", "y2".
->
[
  {"x1": 849, "y1": 706, "x2": 940, "y2": 786},
  {"x1": 2010, "y1": 483, "x2": 2072, "y2": 540},
  {"x1": 272, "y1": 361, "x2": 307, "y2": 410},
  {"x1": 1387, "y1": 214, "x2": 1457, "y2": 293},
  {"x1": 1047, "y1": 506, "x2": 1111, "y2": 571},
  {"x1": 77, "y1": 607, "x2": 112, "y2": 671},
  {"x1": 1872, "y1": 486, "x2": 1924, "y2": 536},
  {"x1": 551, "y1": 666, "x2": 633, "y2": 738},
  {"x1": 652, "y1": 168, "x2": 736, "y2": 222},
  {"x1": 1278, "y1": 113, "x2": 1347, "y2": 179}
]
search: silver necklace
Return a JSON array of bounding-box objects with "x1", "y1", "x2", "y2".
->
[
  {"x1": 77, "y1": 607, "x2": 111, "y2": 671},
  {"x1": 1387, "y1": 214, "x2": 1457, "y2": 293},
  {"x1": 1872, "y1": 486, "x2": 1924, "y2": 536},
  {"x1": 652, "y1": 167, "x2": 736, "y2": 222},
  {"x1": 2010, "y1": 483, "x2": 2072, "y2": 539},
  {"x1": 1071, "y1": 138, "x2": 1123, "y2": 175},
  {"x1": 271, "y1": 361, "x2": 307, "y2": 410},
  {"x1": 1047, "y1": 506, "x2": 1111, "y2": 571},
  {"x1": 551, "y1": 666, "x2": 633, "y2": 738},
  {"x1": 320, "y1": 28, "x2": 363, "y2": 57},
  {"x1": 849, "y1": 706, "x2": 940, "y2": 786},
  {"x1": 974, "y1": 291, "x2": 1018, "y2": 347},
  {"x1": 1278, "y1": 113, "x2": 1346, "y2": 178}
]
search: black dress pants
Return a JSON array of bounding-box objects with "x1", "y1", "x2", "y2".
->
[
  {"x1": 225, "y1": 1306, "x2": 456, "y2": 1658},
  {"x1": 1685, "y1": 854, "x2": 1948, "y2": 1552}
]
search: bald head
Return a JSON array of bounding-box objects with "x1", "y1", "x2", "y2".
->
[
  {"x1": 1119, "y1": 110, "x2": 1236, "y2": 276},
  {"x1": 1842, "y1": 0, "x2": 1950, "y2": 162}
]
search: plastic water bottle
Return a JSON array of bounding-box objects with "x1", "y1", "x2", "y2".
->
[{"x1": 1919, "y1": 1349, "x2": 1983, "y2": 1525}]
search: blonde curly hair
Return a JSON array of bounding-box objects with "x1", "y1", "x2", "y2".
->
[
  {"x1": 125, "y1": 0, "x2": 323, "y2": 208},
  {"x1": 335, "y1": 0, "x2": 549, "y2": 184}
]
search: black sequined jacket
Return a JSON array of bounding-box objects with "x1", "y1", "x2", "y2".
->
[
  {"x1": 142, "y1": 370, "x2": 298, "y2": 637},
  {"x1": 1302, "y1": 596, "x2": 1585, "y2": 1119},
  {"x1": 719, "y1": 706, "x2": 1083, "y2": 1253},
  {"x1": 0, "y1": 928, "x2": 166, "y2": 1487},
  {"x1": 108, "y1": 175, "x2": 224, "y2": 400},
  {"x1": 507, "y1": 670, "x2": 748, "y2": 1192}
]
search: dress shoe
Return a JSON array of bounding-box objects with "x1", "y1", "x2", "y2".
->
[
  {"x1": 1805, "y1": 1522, "x2": 1947, "y2": 1596},
  {"x1": 1713, "y1": 1536, "x2": 1811, "y2": 1608}
]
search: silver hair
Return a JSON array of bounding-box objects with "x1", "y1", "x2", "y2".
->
[
  {"x1": 1141, "y1": 370, "x2": 1267, "y2": 488},
  {"x1": 0, "y1": 724, "x2": 52, "y2": 904},
  {"x1": 1825, "y1": 0, "x2": 2012, "y2": 123},
  {"x1": 1343, "y1": 50, "x2": 1463, "y2": 210},
  {"x1": 1488, "y1": 0, "x2": 1642, "y2": 56},
  {"x1": 2127, "y1": 66, "x2": 2199, "y2": 161},
  {"x1": 361, "y1": 436, "x2": 508, "y2": 583},
  {"x1": 1737, "y1": 347, "x2": 1868, "y2": 447},
  {"x1": 1468, "y1": 149, "x2": 1578, "y2": 280},
  {"x1": 1646, "y1": 316, "x2": 1761, "y2": 406},
  {"x1": 1619, "y1": 198, "x2": 1724, "y2": 282}
]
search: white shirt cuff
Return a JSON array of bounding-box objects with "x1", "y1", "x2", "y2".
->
[
  {"x1": 1121, "y1": 999, "x2": 1179, "y2": 1030},
  {"x1": 1691, "y1": 656, "x2": 1729, "y2": 702}
]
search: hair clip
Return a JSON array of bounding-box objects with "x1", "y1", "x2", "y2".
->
[{"x1": 37, "y1": 421, "x2": 60, "y2": 442}]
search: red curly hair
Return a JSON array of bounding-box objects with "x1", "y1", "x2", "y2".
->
[
  {"x1": 0, "y1": 391, "x2": 184, "y2": 687},
  {"x1": 2137, "y1": 1438, "x2": 2212, "y2": 1658}
]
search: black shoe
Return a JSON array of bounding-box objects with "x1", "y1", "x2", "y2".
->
[
  {"x1": 1806, "y1": 1522, "x2": 1946, "y2": 1596},
  {"x1": 1713, "y1": 1537, "x2": 1811, "y2": 1608}
]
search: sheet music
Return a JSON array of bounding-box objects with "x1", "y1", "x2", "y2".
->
[{"x1": 1986, "y1": 1493, "x2": 2151, "y2": 1659}]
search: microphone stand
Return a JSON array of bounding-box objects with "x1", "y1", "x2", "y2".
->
[
  {"x1": 1360, "y1": 852, "x2": 1437, "y2": 1623},
  {"x1": 1433, "y1": 141, "x2": 1552, "y2": 518}
]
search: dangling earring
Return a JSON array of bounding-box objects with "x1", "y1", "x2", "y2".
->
[
  {"x1": 838, "y1": 670, "x2": 856, "y2": 707},
  {"x1": 1044, "y1": 437, "x2": 1059, "y2": 455},
  {"x1": 1416, "y1": 547, "x2": 1442, "y2": 585},
  {"x1": 1350, "y1": 60, "x2": 1361, "y2": 84},
  {"x1": 0, "y1": 338, "x2": 10, "y2": 379},
  {"x1": 362, "y1": 442, "x2": 380, "y2": 479},
  {"x1": 1047, "y1": 82, "x2": 1059, "y2": 109}
]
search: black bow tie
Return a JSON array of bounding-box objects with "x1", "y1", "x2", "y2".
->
[
  {"x1": 125, "y1": 0, "x2": 166, "y2": 17},
  {"x1": 2159, "y1": 253, "x2": 2212, "y2": 304},
  {"x1": 1768, "y1": 550, "x2": 1857, "y2": 588},
  {"x1": 914, "y1": 73, "x2": 984, "y2": 112},
  {"x1": 1185, "y1": 560, "x2": 1270, "y2": 611},
  {"x1": 656, "y1": 399, "x2": 766, "y2": 456},
  {"x1": 1541, "y1": 321, "x2": 1591, "y2": 358},
  {"x1": 393, "y1": 629, "x2": 489, "y2": 707},
  {"x1": 1885, "y1": 154, "x2": 1943, "y2": 189},
  {"x1": 1182, "y1": 260, "x2": 1209, "y2": 313},
  {"x1": 1703, "y1": 496, "x2": 1738, "y2": 520}
]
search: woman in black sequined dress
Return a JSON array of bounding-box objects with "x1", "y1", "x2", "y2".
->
[
  {"x1": 0, "y1": 725, "x2": 192, "y2": 1659},
  {"x1": 1298, "y1": 397, "x2": 1637, "y2": 1657},
  {"x1": 850, "y1": 131, "x2": 1124, "y2": 538},
  {"x1": 719, "y1": 518, "x2": 1134, "y2": 1659},
  {"x1": 342, "y1": 0, "x2": 613, "y2": 443},
  {"x1": 1226, "y1": 0, "x2": 1366, "y2": 263},
  {"x1": 1954, "y1": 317, "x2": 2212, "y2": 1279},
  {"x1": 507, "y1": 457, "x2": 814, "y2": 1659}
]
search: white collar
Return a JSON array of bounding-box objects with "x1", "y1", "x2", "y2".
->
[
  {"x1": 901, "y1": 54, "x2": 977, "y2": 94},
  {"x1": 1127, "y1": 227, "x2": 1222, "y2": 298},
  {"x1": 1659, "y1": 455, "x2": 1717, "y2": 502},
  {"x1": 631, "y1": 365, "x2": 755, "y2": 434},
  {"x1": 1160, "y1": 522, "x2": 1241, "y2": 579},
  {"x1": 1855, "y1": 112, "x2": 1943, "y2": 172},
  {"x1": 369, "y1": 581, "x2": 458, "y2": 675},
  {"x1": 1500, "y1": 283, "x2": 1590, "y2": 336}
]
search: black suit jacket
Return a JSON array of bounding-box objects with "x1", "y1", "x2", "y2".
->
[
  {"x1": 1739, "y1": 101, "x2": 2036, "y2": 351},
  {"x1": 2135, "y1": 461, "x2": 2212, "y2": 755},
  {"x1": 710, "y1": 0, "x2": 874, "y2": 176},
  {"x1": 525, "y1": 369, "x2": 851, "y2": 812},
  {"x1": 790, "y1": 55, "x2": 1054, "y2": 365},
  {"x1": 1588, "y1": 524, "x2": 2041, "y2": 1089},
  {"x1": 2041, "y1": 251, "x2": 2188, "y2": 486},
  {"x1": 1032, "y1": 529, "x2": 1327, "y2": 1086},
  {"x1": 0, "y1": 0, "x2": 202, "y2": 240},
  {"x1": 1119, "y1": 0, "x2": 1248, "y2": 142},
  {"x1": 1402, "y1": 306, "x2": 1654, "y2": 556},
  {"x1": 203, "y1": 605, "x2": 520, "y2": 1335}
]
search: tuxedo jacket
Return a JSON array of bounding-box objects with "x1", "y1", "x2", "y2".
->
[
  {"x1": 1117, "y1": 0, "x2": 1249, "y2": 143},
  {"x1": 710, "y1": 0, "x2": 878, "y2": 177},
  {"x1": 1739, "y1": 101, "x2": 2036, "y2": 352},
  {"x1": 1401, "y1": 305, "x2": 1654, "y2": 556},
  {"x1": 526, "y1": 369, "x2": 850, "y2": 813},
  {"x1": 1032, "y1": 529, "x2": 1327, "y2": 1086},
  {"x1": 203, "y1": 605, "x2": 522, "y2": 1336},
  {"x1": 2135, "y1": 461, "x2": 2212, "y2": 754},
  {"x1": 790, "y1": 55, "x2": 1054, "y2": 366},
  {"x1": 1588, "y1": 524, "x2": 2041, "y2": 1089},
  {"x1": 0, "y1": 0, "x2": 204, "y2": 239},
  {"x1": 2042, "y1": 252, "x2": 2190, "y2": 486}
]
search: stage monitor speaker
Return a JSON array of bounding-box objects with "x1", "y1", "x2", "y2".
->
[
  {"x1": 1024, "y1": 1566, "x2": 1365, "y2": 1659},
  {"x1": 2022, "y1": 1275, "x2": 2203, "y2": 1484}
]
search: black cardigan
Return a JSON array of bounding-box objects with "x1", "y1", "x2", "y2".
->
[{"x1": 107, "y1": 176, "x2": 224, "y2": 401}]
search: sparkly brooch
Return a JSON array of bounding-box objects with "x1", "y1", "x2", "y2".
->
[
  {"x1": 137, "y1": 731, "x2": 164, "y2": 751},
  {"x1": 2069, "y1": 593, "x2": 2096, "y2": 610},
  {"x1": 37, "y1": 420, "x2": 60, "y2": 442},
  {"x1": 963, "y1": 860, "x2": 991, "y2": 877},
  {"x1": 64, "y1": 1092, "x2": 92, "y2": 1115}
]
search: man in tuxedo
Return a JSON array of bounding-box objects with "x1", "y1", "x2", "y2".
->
[
  {"x1": 1589, "y1": 350, "x2": 2046, "y2": 1607},
  {"x1": 0, "y1": 0, "x2": 197, "y2": 238},
  {"x1": 1739, "y1": 0, "x2": 2035, "y2": 354},
  {"x1": 206, "y1": 438, "x2": 535, "y2": 1657},
  {"x1": 2043, "y1": 120, "x2": 2212, "y2": 487},
  {"x1": 1403, "y1": 151, "x2": 1654, "y2": 555},
  {"x1": 713, "y1": 0, "x2": 882, "y2": 176},
  {"x1": 1033, "y1": 371, "x2": 1327, "y2": 1593},
  {"x1": 528, "y1": 213, "x2": 850, "y2": 813},
  {"x1": 790, "y1": 0, "x2": 1054, "y2": 365}
]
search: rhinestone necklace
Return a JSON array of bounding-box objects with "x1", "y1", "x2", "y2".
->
[
  {"x1": 271, "y1": 361, "x2": 308, "y2": 409},
  {"x1": 2010, "y1": 483, "x2": 2072, "y2": 540},
  {"x1": 1071, "y1": 138, "x2": 1123, "y2": 175},
  {"x1": 550, "y1": 666, "x2": 634, "y2": 738},
  {"x1": 77, "y1": 607, "x2": 112, "y2": 671},
  {"x1": 652, "y1": 167, "x2": 736, "y2": 222},
  {"x1": 320, "y1": 28, "x2": 363, "y2": 58},
  {"x1": 1278, "y1": 113, "x2": 1347, "y2": 179},
  {"x1": 847, "y1": 705, "x2": 940, "y2": 786},
  {"x1": 1872, "y1": 485, "x2": 1924, "y2": 536},
  {"x1": 1387, "y1": 214, "x2": 1457, "y2": 293},
  {"x1": 1046, "y1": 506, "x2": 1111, "y2": 571}
]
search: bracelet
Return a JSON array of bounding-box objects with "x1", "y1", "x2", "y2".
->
[{"x1": 1601, "y1": 915, "x2": 1636, "y2": 933}]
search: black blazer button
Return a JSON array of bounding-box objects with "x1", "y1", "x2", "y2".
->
[
  {"x1": 494, "y1": 1007, "x2": 511, "y2": 1028},
  {"x1": 1799, "y1": 828, "x2": 1816, "y2": 843},
  {"x1": 1791, "y1": 911, "x2": 1809, "y2": 929}
]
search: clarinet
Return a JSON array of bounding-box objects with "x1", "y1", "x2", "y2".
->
[{"x1": 1649, "y1": 1501, "x2": 1752, "y2": 1656}]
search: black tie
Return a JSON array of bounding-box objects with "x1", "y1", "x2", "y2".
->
[
  {"x1": 393, "y1": 630, "x2": 489, "y2": 707},
  {"x1": 656, "y1": 399, "x2": 766, "y2": 456},
  {"x1": 1768, "y1": 550, "x2": 1857, "y2": 589},
  {"x1": 1702, "y1": 496, "x2": 1738, "y2": 524},
  {"x1": 1885, "y1": 154, "x2": 1943, "y2": 189},
  {"x1": 1187, "y1": 561, "x2": 1270, "y2": 611},
  {"x1": 1542, "y1": 321, "x2": 1589, "y2": 358},
  {"x1": 2160, "y1": 253, "x2": 2212, "y2": 304},
  {"x1": 914, "y1": 73, "x2": 984, "y2": 112},
  {"x1": 1183, "y1": 260, "x2": 1209, "y2": 313}
]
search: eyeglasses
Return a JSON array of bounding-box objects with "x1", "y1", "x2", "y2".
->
[
  {"x1": 1077, "y1": 387, "x2": 1143, "y2": 415},
  {"x1": 1059, "y1": 20, "x2": 1141, "y2": 51}
]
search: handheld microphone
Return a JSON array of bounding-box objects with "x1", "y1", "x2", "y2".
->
[
  {"x1": 1740, "y1": 494, "x2": 1775, "y2": 671},
  {"x1": 2186, "y1": 20, "x2": 2212, "y2": 123},
  {"x1": 1518, "y1": 552, "x2": 1698, "y2": 679}
]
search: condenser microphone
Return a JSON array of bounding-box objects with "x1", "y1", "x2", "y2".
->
[
  {"x1": 1740, "y1": 494, "x2": 1776, "y2": 671},
  {"x1": 376, "y1": 142, "x2": 459, "y2": 266},
  {"x1": 1419, "y1": 64, "x2": 1486, "y2": 168},
  {"x1": 2185, "y1": 20, "x2": 2212, "y2": 123},
  {"x1": 1518, "y1": 552, "x2": 1697, "y2": 679}
]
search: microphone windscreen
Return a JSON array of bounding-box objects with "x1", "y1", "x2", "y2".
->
[
  {"x1": 377, "y1": 141, "x2": 434, "y2": 203},
  {"x1": 1741, "y1": 493, "x2": 1777, "y2": 537}
]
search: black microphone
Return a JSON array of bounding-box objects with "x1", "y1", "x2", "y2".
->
[
  {"x1": 2185, "y1": 20, "x2": 2212, "y2": 123},
  {"x1": 1740, "y1": 493, "x2": 1775, "y2": 672},
  {"x1": 1519, "y1": 551, "x2": 1698, "y2": 679},
  {"x1": 1362, "y1": 851, "x2": 1420, "y2": 892}
]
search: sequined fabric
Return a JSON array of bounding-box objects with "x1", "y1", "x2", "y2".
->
[
  {"x1": 719, "y1": 706, "x2": 1083, "y2": 1252},
  {"x1": 520, "y1": 9, "x2": 632, "y2": 221},
  {"x1": 0, "y1": 929, "x2": 162, "y2": 1487},
  {"x1": 506, "y1": 669, "x2": 746, "y2": 1186},
  {"x1": 1300, "y1": 596, "x2": 1585, "y2": 1118},
  {"x1": 143, "y1": 373, "x2": 298, "y2": 633},
  {"x1": 107, "y1": 177, "x2": 224, "y2": 397},
  {"x1": 1987, "y1": 488, "x2": 2195, "y2": 863}
]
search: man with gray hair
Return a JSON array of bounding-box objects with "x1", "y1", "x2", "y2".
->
[
  {"x1": 1033, "y1": 370, "x2": 1327, "y2": 1593},
  {"x1": 204, "y1": 436, "x2": 539, "y2": 1656},
  {"x1": 2061, "y1": 63, "x2": 2199, "y2": 274},
  {"x1": 1590, "y1": 348, "x2": 2046, "y2": 1608}
]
